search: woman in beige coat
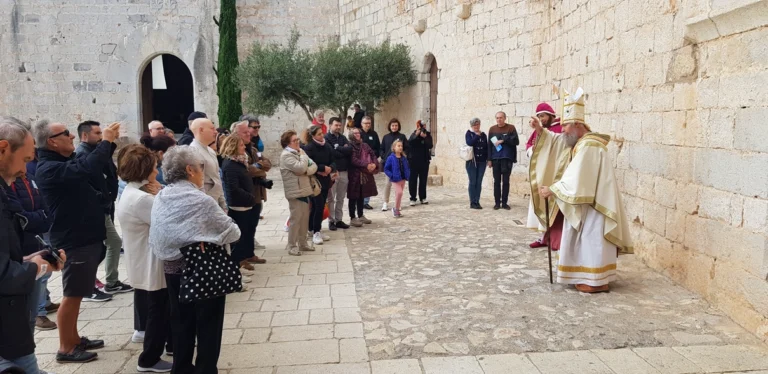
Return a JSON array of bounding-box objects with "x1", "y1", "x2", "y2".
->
[{"x1": 279, "y1": 130, "x2": 318, "y2": 256}]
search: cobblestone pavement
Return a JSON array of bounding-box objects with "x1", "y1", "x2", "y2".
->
[{"x1": 32, "y1": 173, "x2": 768, "y2": 373}]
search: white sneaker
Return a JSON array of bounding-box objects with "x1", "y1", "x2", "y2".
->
[
  {"x1": 321, "y1": 233, "x2": 330, "y2": 241},
  {"x1": 381, "y1": 202, "x2": 388, "y2": 211},
  {"x1": 283, "y1": 225, "x2": 289, "y2": 232},
  {"x1": 409, "y1": 200, "x2": 416, "y2": 206},
  {"x1": 254, "y1": 241, "x2": 266, "y2": 250},
  {"x1": 240, "y1": 268, "x2": 254, "y2": 276},
  {"x1": 288, "y1": 247, "x2": 302, "y2": 256},
  {"x1": 132, "y1": 330, "x2": 145, "y2": 343},
  {"x1": 312, "y1": 232, "x2": 324, "y2": 245},
  {"x1": 241, "y1": 275, "x2": 252, "y2": 284},
  {"x1": 238, "y1": 284, "x2": 249, "y2": 292}
]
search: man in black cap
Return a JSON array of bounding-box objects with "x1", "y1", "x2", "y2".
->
[{"x1": 178, "y1": 111, "x2": 207, "y2": 146}]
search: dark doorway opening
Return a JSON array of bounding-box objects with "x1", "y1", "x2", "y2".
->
[
  {"x1": 140, "y1": 54, "x2": 194, "y2": 135},
  {"x1": 428, "y1": 56, "x2": 438, "y2": 156}
]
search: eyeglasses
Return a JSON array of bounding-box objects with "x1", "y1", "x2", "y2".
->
[
  {"x1": 290, "y1": 138, "x2": 300, "y2": 143},
  {"x1": 250, "y1": 125, "x2": 261, "y2": 129},
  {"x1": 150, "y1": 127, "x2": 166, "y2": 131},
  {"x1": 49, "y1": 129, "x2": 70, "y2": 139}
]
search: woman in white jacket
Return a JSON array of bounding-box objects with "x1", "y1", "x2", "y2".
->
[
  {"x1": 279, "y1": 130, "x2": 318, "y2": 256},
  {"x1": 114, "y1": 144, "x2": 172, "y2": 373}
]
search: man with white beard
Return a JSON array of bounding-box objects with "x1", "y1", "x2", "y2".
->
[{"x1": 529, "y1": 88, "x2": 632, "y2": 293}]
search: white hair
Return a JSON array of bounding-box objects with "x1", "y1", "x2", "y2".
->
[
  {"x1": 32, "y1": 119, "x2": 53, "y2": 149},
  {"x1": 161, "y1": 145, "x2": 203, "y2": 184},
  {"x1": 313, "y1": 109, "x2": 324, "y2": 118},
  {"x1": 0, "y1": 116, "x2": 31, "y2": 151},
  {"x1": 229, "y1": 120, "x2": 248, "y2": 133}
]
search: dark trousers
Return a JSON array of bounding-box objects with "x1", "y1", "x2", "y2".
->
[
  {"x1": 466, "y1": 161, "x2": 487, "y2": 204},
  {"x1": 409, "y1": 161, "x2": 429, "y2": 201},
  {"x1": 135, "y1": 290, "x2": 174, "y2": 353},
  {"x1": 166, "y1": 273, "x2": 226, "y2": 374},
  {"x1": 251, "y1": 203, "x2": 262, "y2": 239},
  {"x1": 309, "y1": 188, "x2": 329, "y2": 233},
  {"x1": 492, "y1": 159, "x2": 513, "y2": 205},
  {"x1": 228, "y1": 209, "x2": 255, "y2": 265},
  {"x1": 138, "y1": 289, "x2": 170, "y2": 368},
  {"x1": 348, "y1": 198, "x2": 364, "y2": 219}
]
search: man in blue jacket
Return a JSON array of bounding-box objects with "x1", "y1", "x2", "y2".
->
[
  {"x1": 76, "y1": 121, "x2": 132, "y2": 297},
  {"x1": 34, "y1": 119, "x2": 121, "y2": 363},
  {"x1": 0, "y1": 116, "x2": 63, "y2": 374}
]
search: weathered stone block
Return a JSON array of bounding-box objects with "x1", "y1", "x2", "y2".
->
[
  {"x1": 665, "y1": 208, "x2": 687, "y2": 243},
  {"x1": 743, "y1": 197, "x2": 768, "y2": 233},
  {"x1": 735, "y1": 107, "x2": 768, "y2": 153},
  {"x1": 666, "y1": 45, "x2": 697, "y2": 82},
  {"x1": 699, "y1": 187, "x2": 736, "y2": 224},
  {"x1": 693, "y1": 148, "x2": 768, "y2": 199},
  {"x1": 73, "y1": 63, "x2": 91, "y2": 72},
  {"x1": 72, "y1": 81, "x2": 87, "y2": 92},
  {"x1": 643, "y1": 200, "x2": 667, "y2": 236},
  {"x1": 87, "y1": 81, "x2": 103, "y2": 92},
  {"x1": 427, "y1": 175, "x2": 442, "y2": 186}
]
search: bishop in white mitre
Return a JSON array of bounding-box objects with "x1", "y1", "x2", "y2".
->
[{"x1": 530, "y1": 87, "x2": 632, "y2": 293}]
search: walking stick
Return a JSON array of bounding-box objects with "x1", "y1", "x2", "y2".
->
[{"x1": 545, "y1": 198, "x2": 553, "y2": 284}]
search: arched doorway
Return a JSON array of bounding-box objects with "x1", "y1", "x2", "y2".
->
[
  {"x1": 140, "y1": 54, "x2": 194, "y2": 135},
  {"x1": 428, "y1": 56, "x2": 438, "y2": 155}
]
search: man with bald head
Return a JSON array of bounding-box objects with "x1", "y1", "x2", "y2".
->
[
  {"x1": 34, "y1": 119, "x2": 121, "y2": 362},
  {"x1": 147, "y1": 121, "x2": 166, "y2": 138},
  {"x1": 190, "y1": 118, "x2": 226, "y2": 210}
]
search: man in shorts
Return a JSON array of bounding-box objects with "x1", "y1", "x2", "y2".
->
[{"x1": 33, "y1": 119, "x2": 121, "y2": 363}]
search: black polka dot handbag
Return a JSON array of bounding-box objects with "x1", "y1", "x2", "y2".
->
[{"x1": 179, "y1": 242, "x2": 242, "y2": 303}]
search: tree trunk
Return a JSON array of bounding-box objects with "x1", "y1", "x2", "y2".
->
[{"x1": 216, "y1": 0, "x2": 243, "y2": 128}]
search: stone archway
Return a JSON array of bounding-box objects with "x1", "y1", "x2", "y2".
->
[{"x1": 139, "y1": 54, "x2": 194, "y2": 135}]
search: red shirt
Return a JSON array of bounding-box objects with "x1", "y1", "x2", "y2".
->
[{"x1": 526, "y1": 119, "x2": 562, "y2": 150}]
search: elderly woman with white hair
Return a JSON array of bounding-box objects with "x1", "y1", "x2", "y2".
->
[
  {"x1": 465, "y1": 117, "x2": 488, "y2": 209},
  {"x1": 149, "y1": 145, "x2": 241, "y2": 374}
]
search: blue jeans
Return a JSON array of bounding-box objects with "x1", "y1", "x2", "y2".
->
[
  {"x1": 0, "y1": 353, "x2": 40, "y2": 374},
  {"x1": 28, "y1": 273, "x2": 51, "y2": 332},
  {"x1": 466, "y1": 161, "x2": 486, "y2": 205},
  {"x1": 37, "y1": 273, "x2": 51, "y2": 317}
]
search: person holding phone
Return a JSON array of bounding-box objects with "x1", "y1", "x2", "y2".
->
[
  {"x1": 34, "y1": 119, "x2": 122, "y2": 363},
  {"x1": 0, "y1": 116, "x2": 66, "y2": 374}
]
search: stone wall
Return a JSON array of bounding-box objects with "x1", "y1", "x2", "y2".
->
[
  {"x1": 0, "y1": 0, "x2": 337, "y2": 159},
  {"x1": 338, "y1": 0, "x2": 768, "y2": 340}
]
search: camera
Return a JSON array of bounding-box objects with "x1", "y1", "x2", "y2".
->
[{"x1": 257, "y1": 178, "x2": 274, "y2": 189}]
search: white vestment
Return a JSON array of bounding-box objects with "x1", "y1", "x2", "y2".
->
[
  {"x1": 557, "y1": 205, "x2": 617, "y2": 286},
  {"x1": 530, "y1": 129, "x2": 632, "y2": 286}
]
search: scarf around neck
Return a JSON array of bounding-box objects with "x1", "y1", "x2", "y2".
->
[
  {"x1": 149, "y1": 180, "x2": 241, "y2": 261},
  {"x1": 224, "y1": 154, "x2": 249, "y2": 165},
  {"x1": 312, "y1": 137, "x2": 326, "y2": 146}
]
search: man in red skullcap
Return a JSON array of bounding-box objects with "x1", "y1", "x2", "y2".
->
[{"x1": 526, "y1": 103, "x2": 563, "y2": 249}]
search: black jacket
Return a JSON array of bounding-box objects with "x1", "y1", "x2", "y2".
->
[
  {"x1": 361, "y1": 129, "x2": 381, "y2": 158},
  {"x1": 36, "y1": 141, "x2": 112, "y2": 250},
  {"x1": 5, "y1": 176, "x2": 50, "y2": 256},
  {"x1": 221, "y1": 159, "x2": 256, "y2": 208},
  {"x1": 302, "y1": 140, "x2": 336, "y2": 189},
  {"x1": 408, "y1": 130, "x2": 433, "y2": 166},
  {"x1": 381, "y1": 131, "x2": 409, "y2": 161},
  {"x1": 76, "y1": 141, "x2": 118, "y2": 214},
  {"x1": 178, "y1": 128, "x2": 194, "y2": 146},
  {"x1": 325, "y1": 132, "x2": 352, "y2": 172},
  {"x1": 353, "y1": 111, "x2": 365, "y2": 128},
  {"x1": 0, "y1": 182, "x2": 38, "y2": 360}
]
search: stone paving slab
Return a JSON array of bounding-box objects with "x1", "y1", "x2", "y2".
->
[
  {"x1": 33, "y1": 175, "x2": 768, "y2": 373},
  {"x1": 347, "y1": 177, "x2": 765, "y2": 360}
]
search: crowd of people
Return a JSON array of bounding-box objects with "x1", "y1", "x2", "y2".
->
[
  {"x1": 0, "y1": 110, "x2": 270, "y2": 373},
  {"x1": 0, "y1": 93, "x2": 633, "y2": 374}
]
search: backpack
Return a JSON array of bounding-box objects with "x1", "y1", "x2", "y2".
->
[{"x1": 458, "y1": 144, "x2": 474, "y2": 161}]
